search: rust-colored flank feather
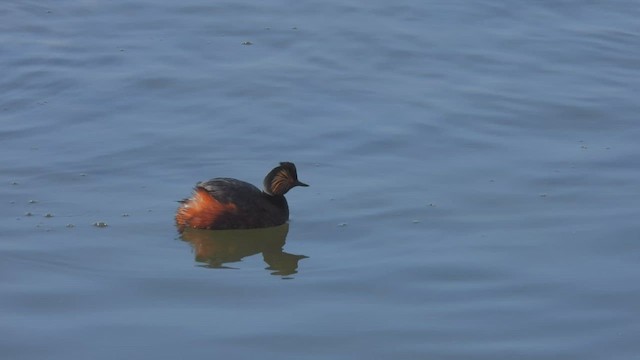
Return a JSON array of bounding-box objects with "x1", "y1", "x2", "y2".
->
[{"x1": 176, "y1": 187, "x2": 237, "y2": 231}]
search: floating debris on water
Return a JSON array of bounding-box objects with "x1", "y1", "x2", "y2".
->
[{"x1": 93, "y1": 222, "x2": 108, "y2": 228}]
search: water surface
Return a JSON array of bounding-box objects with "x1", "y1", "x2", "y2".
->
[{"x1": 2, "y1": 1, "x2": 640, "y2": 359}]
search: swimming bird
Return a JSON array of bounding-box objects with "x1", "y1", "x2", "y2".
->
[{"x1": 176, "y1": 162, "x2": 308, "y2": 231}]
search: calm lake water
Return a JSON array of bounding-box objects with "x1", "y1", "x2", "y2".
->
[{"x1": 2, "y1": 1, "x2": 640, "y2": 359}]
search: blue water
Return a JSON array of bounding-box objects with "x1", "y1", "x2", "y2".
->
[{"x1": 2, "y1": 1, "x2": 640, "y2": 359}]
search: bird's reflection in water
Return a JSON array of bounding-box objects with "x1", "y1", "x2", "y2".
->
[{"x1": 179, "y1": 223, "x2": 307, "y2": 276}]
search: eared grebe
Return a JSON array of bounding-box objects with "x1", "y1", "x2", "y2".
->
[{"x1": 176, "y1": 162, "x2": 308, "y2": 231}]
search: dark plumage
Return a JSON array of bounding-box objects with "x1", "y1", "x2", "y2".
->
[{"x1": 176, "y1": 162, "x2": 308, "y2": 231}]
